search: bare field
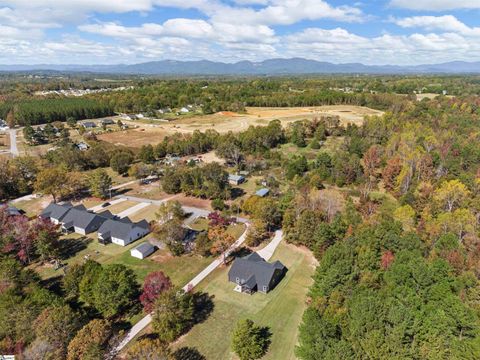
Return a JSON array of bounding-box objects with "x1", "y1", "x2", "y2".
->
[{"x1": 98, "y1": 105, "x2": 383, "y2": 148}]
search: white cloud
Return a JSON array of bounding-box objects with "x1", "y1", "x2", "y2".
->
[
  {"x1": 393, "y1": 15, "x2": 480, "y2": 36},
  {"x1": 282, "y1": 27, "x2": 479, "y2": 65},
  {"x1": 390, "y1": 0, "x2": 480, "y2": 11}
]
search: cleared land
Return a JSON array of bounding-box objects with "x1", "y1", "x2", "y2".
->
[
  {"x1": 98, "y1": 106, "x2": 383, "y2": 148},
  {"x1": 173, "y1": 242, "x2": 316, "y2": 360}
]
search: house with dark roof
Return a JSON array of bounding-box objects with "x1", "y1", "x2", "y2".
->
[
  {"x1": 61, "y1": 207, "x2": 113, "y2": 235},
  {"x1": 82, "y1": 121, "x2": 97, "y2": 129},
  {"x1": 40, "y1": 202, "x2": 75, "y2": 224},
  {"x1": 4, "y1": 206, "x2": 22, "y2": 217},
  {"x1": 228, "y1": 252, "x2": 286, "y2": 294},
  {"x1": 98, "y1": 217, "x2": 150, "y2": 246},
  {"x1": 101, "y1": 118, "x2": 115, "y2": 126}
]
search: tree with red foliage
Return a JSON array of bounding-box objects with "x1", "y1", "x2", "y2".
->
[
  {"x1": 0, "y1": 206, "x2": 61, "y2": 264},
  {"x1": 2, "y1": 215, "x2": 35, "y2": 264},
  {"x1": 381, "y1": 250, "x2": 395, "y2": 270},
  {"x1": 208, "y1": 211, "x2": 234, "y2": 228},
  {"x1": 140, "y1": 271, "x2": 172, "y2": 313}
]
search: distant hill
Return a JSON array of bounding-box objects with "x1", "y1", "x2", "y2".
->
[{"x1": 1, "y1": 58, "x2": 480, "y2": 75}]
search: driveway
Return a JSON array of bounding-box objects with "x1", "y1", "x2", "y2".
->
[
  {"x1": 112, "y1": 223, "x2": 250, "y2": 354},
  {"x1": 9, "y1": 129, "x2": 19, "y2": 157},
  {"x1": 257, "y1": 230, "x2": 283, "y2": 261}
]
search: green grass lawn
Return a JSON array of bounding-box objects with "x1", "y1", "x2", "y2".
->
[
  {"x1": 13, "y1": 196, "x2": 50, "y2": 217},
  {"x1": 226, "y1": 223, "x2": 246, "y2": 240},
  {"x1": 129, "y1": 204, "x2": 160, "y2": 222},
  {"x1": 103, "y1": 200, "x2": 138, "y2": 215},
  {"x1": 189, "y1": 217, "x2": 209, "y2": 231},
  {"x1": 278, "y1": 136, "x2": 344, "y2": 160},
  {"x1": 32, "y1": 233, "x2": 211, "y2": 286},
  {"x1": 173, "y1": 243, "x2": 315, "y2": 360}
]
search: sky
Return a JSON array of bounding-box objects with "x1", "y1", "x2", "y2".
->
[{"x1": 1, "y1": 0, "x2": 480, "y2": 65}]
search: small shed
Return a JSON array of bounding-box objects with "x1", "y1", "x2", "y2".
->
[
  {"x1": 255, "y1": 188, "x2": 270, "y2": 197},
  {"x1": 229, "y1": 174, "x2": 245, "y2": 186},
  {"x1": 131, "y1": 242, "x2": 155, "y2": 259}
]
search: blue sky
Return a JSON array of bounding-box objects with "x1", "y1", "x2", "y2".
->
[{"x1": 0, "y1": 0, "x2": 479, "y2": 65}]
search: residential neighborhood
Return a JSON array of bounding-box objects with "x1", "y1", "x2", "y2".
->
[{"x1": 2, "y1": 23, "x2": 480, "y2": 358}]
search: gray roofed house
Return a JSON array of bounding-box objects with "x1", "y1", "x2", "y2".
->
[
  {"x1": 4, "y1": 206, "x2": 22, "y2": 217},
  {"x1": 101, "y1": 118, "x2": 115, "y2": 125},
  {"x1": 98, "y1": 217, "x2": 150, "y2": 246},
  {"x1": 228, "y1": 252, "x2": 286, "y2": 294},
  {"x1": 228, "y1": 174, "x2": 245, "y2": 185},
  {"x1": 131, "y1": 242, "x2": 155, "y2": 259},
  {"x1": 82, "y1": 121, "x2": 97, "y2": 129},
  {"x1": 61, "y1": 207, "x2": 109, "y2": 235},
  {"x1": 40, "y1": 202, "x2": 74, "y2": 224}
]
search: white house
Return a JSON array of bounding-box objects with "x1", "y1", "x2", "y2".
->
[
  {"x1": 131, "y1": 242, "x2": 155, "y2": 259},
  {"x1": 98, "y1": 218, "x2": 150, "y2": 246}
]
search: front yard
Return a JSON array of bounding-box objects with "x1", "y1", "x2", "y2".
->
[{"x1": 173, "y1": 242, "x2": 316, "y2": 360}]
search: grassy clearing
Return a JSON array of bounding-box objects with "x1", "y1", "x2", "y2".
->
[
  {"x1": 226, "y1": 223, "x2": 246, "y2": 240},
  {"x1": 189, "y1": 217, "x2": 209, "y2": 231},
  {"x1": 173, "y1": 243, "x2": 315, "y2": 360},
  {"x1": 13, "y1": 195, "x2": 51, "y2": 217},
  {"x1": 279, "y1": 136, "x2": 344, "y2": 160}
]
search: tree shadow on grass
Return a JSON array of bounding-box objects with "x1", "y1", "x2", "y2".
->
[
  {"x1": 172, "y1": 347, "x2": 206, "y2": 360},
  {"x1": 58, "y1": 236, "x2": 92, "y2": 260},
  {"x1": 260, "y1": 326, "x2": 273, "y2": 354},
  {"x1": 192, "y1": 291, "x2": 215, "y2": 325},
  {"x1": 230, "y1": 187, "x2": 246, "y2": 200}
]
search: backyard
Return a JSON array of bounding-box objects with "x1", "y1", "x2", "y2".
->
[{"x1": 30, "y1": 232, "x2": 212, "y2": 287}]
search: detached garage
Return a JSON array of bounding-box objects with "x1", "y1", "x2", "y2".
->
[{"x1": 131, "y1": 242, "x2": 155, "y2": 259}]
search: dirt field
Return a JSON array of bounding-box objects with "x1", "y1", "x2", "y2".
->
[
  {"x1": 98, "y1": 105, "x2": 383, "y2": 148},
  {"x1": 416, "y1": 93, "x2": 454, "y2": 101}
]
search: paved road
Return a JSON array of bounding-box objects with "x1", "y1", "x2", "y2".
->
[
  {"x1": 112, "y1": 223, "x2": 250, "y2": 354},
  {"x1": 9, "y1": 129, "x2": 19, "y2": 157},
  {"x1": 117, "y1": 195, "x2": 249, "y2": 224},
  {"x1": 257, "y1": 230, "x2": 283, "y2": 261}
]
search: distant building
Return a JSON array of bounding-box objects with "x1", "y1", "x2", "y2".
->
[
  {"x1": 82, "y1": 122, "x2": 97, "y2": 129},
  {"x1": 101, "y1": 118, "x2": 115, "y2": 126},
  {"x1": 228, "y1": 252, "x2": 286, "y2": 294},
  {"x1": 122, "y1": 114, "x2": 137, "y2": 120},
  {"x1": 76, "y1": 142, "x2": 89, "y2": 151},
  {"x1": 255, "y1": 188, "x2": 270, "y2": 198},
  {"x1": 228, "y1": 174, "x2": 245, "y2": 186},
  {"x1": 131, "y1": 242, "x2": 155, "y2": 259},
  {"x1": 98, "y1": 217, "x2": 150, "y2": 246}
]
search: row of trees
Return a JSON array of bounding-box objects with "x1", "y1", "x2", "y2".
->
[{"x1": 1, "y1": 98, "x2": 113, "y2": 126}]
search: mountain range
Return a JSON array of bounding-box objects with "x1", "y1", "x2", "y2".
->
[{"x1": 1, "y1": 58, "x2": 480, "y2": 75}]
